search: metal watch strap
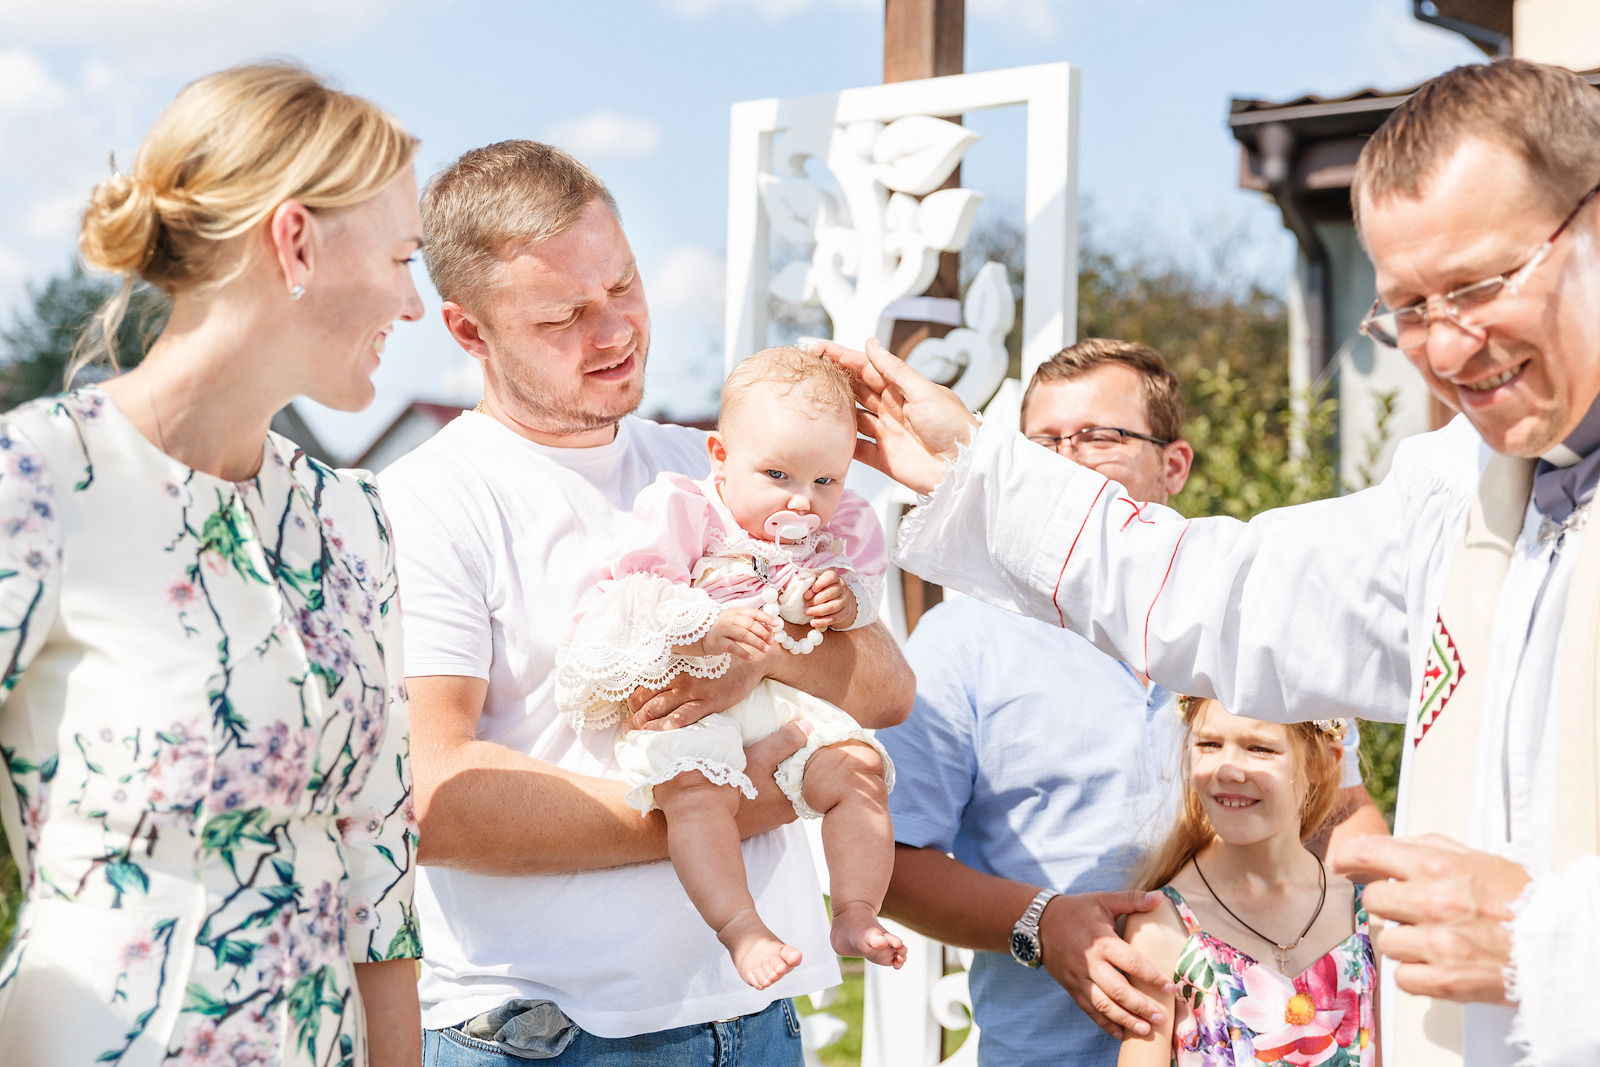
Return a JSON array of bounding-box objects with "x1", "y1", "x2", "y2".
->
[
  {"x1": 1019, "y1": 888, "x2": 1058, "y2": 930},
  {"x1": 1010, "y1": 888, "x2": 1058, "y2": 968}
]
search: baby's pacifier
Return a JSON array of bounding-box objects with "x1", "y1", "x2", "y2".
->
[{"x1": 764, "y1": 510, "x2": 821, "y2": 542}]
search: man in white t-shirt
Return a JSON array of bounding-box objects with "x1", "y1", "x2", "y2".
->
[{"x1": 380, "y1": 141, "x2": 913, "y2": 1067}]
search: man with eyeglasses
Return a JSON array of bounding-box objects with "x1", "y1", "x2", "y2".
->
[
  {"x1": 823, "y1": 59, "x2": 1600, "y2": 1066},
  {"x1": 877, "y1": 340, "x2": 1383, "y2": 1065}
]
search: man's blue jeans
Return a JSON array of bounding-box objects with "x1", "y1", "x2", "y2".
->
[{"x1": 422, "y1": 999, "x2": 803, "y2": 1066}]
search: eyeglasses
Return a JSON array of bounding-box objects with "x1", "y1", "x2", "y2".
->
[
  {"x1": 1026, "y1": 426, "x2": 1172, "y2": 457},
  {"x1": 1359, "y1": 181, "x2": 1600, "y2": 352}
]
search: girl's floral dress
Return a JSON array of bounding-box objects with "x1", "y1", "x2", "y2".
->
[
  {"x1": 0, "y1": 389, "x2": 420, "y2": 1067},
  {"x1": 1161, "y1": 884, "x2": 1376, "y2": 1066}
]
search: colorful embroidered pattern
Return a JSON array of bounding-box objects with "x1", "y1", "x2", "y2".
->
[{"x1": 1414, "y1": 612, "x2": 1464, "y2": 747}]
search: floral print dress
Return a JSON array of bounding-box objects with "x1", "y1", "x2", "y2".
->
[
  {"x1": 1161, "y1": 884, "x2": 1376, "y2": 1067},
  {"x1": 0, "y1": 389, "x2": 420, "y2": 1067}
]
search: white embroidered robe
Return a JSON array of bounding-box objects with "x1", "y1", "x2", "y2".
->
[{"x1": 895, "y1": 414, "x2": 1599, "y2": 1067}]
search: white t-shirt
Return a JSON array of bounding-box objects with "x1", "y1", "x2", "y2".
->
[{"x1": 380, "y1": 411, "x2": 839, "y2": 1038}]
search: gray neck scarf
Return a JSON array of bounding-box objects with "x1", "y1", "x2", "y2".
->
[{"x1": 1534, "y1": 394, "x2": 1600, "y2": 521}]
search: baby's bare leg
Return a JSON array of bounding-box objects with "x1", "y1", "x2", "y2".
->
[
  {"x1": 653, "y1": 770, "x2": 803, "y2": 990},
  {"x1": 801, "y1": 741, "x2": 906, "y2": 969}
]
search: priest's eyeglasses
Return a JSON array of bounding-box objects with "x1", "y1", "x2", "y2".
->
[
  {"x1": 1358, "y1": 181, "x2": 1600, "y2": 352},
  {"x1": 1026, "y1": 427, "x2": 1172, "y2": 457}
]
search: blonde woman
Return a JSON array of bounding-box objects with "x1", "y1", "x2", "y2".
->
[{"x1": 0, "y1": 64, "x2": 426, "y2": 1065}]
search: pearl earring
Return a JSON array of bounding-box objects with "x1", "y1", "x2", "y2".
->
[{"x1": 290, "y1": 284, "x2": 306, "y2": 301}]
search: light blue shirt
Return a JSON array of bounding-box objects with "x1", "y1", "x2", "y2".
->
[{"x1": 882, "y1": 595, "x2": 1183, "y2": 1067}]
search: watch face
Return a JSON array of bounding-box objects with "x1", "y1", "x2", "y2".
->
[{"x1": 1010, "y1": 931, "x2": 1039, "y2": 964}]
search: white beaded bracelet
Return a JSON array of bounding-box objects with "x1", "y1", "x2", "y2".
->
[{"x1": 762, "y1": 586, "x2": 824, "y2": 654}]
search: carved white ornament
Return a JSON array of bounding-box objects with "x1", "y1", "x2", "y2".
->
[
  {"x1": 760, "y1": 115, "x2": 983, "y2": 350},
  {"x1": 726, "y1": 63, "x2": 1080, "y2": 396},
  {"x1": 904, "y1": 260, "x2": 1015, "y2": 409}
]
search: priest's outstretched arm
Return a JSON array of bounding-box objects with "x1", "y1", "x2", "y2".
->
[{"x1": 827, "y1": 337, "x2": 1416, "y2": 726}]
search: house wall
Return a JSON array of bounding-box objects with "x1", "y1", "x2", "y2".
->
[
  {"x1": 1516, "y1": 0, "x2": 1600, "y2": 71},
  {"x1": 1287, "y1": 221, "x2": 1435, "y2": 489}
]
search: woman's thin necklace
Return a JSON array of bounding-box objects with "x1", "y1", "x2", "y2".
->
[
  {"x1": 1193, "y1": 851, "x2": 1327, "y2": 973},
  {"x1": 145, "y1": 374, "x2": 169, "y2": 454}
]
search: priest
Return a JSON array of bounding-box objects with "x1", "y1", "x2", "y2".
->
[{"x1": 824, "y1": 58, "x2": 1600, "y2": 1067}]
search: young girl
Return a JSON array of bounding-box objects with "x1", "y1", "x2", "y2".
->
[
  {"x1": 1119, "y1": 698, "x2": 1378, "y2": 1067},
  {"x1": 555, "y1": 345, "x2": 905, "y2": 990}
]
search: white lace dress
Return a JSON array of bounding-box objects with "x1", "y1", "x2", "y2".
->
[{"x1": 554, "y1": 473, "x2": 893, "y2": 817}]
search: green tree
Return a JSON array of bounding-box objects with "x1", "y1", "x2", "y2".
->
[{"x1": 0, "y1": 263, "x2": 165, "y2": 410}]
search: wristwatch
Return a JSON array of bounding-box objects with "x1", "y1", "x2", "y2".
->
[{"x1": 1009, "y1": 888, "x2": 1059, "y2": 969}]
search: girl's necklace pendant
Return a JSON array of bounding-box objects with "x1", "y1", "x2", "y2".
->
[{"x1": 1274, "y1": 945, "x2": 1291, "y2": 973}]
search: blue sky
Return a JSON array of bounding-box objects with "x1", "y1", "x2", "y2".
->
[{"x1": 0, "y1": 0, "x2": 1481, "y2": 459}]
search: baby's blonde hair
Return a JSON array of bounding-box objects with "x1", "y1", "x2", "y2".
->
[
  {"x1": 75, "y1": 62, "x2": 419, "y2": 378},
  {"x1": 719, "y1": 346, "x2": 857, "y2": 432}
]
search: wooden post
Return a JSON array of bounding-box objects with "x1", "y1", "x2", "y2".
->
[
  {"x1": 883, "y1": 0, "x2": 962, "y2": 633},
  {"x1": 883, "y1": 0, "x2": 965, "y2": 359}
]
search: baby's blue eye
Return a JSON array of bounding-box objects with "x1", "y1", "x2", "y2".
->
[
  {"x1": 765, "y1": 470, "x2": 786, "y2": 480},
  {"x1": 815, "y1": 477, "x2": 835, "y2": 486}
]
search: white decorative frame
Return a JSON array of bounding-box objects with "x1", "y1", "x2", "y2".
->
[
  {"x1": 725, "y1": 65, "x2": 1081, "y2": 1067},
  {"x1": 725, "y1": 62, "x2": 1080, "y2": 390}
]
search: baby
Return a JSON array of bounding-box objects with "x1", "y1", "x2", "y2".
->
[{"x1": 556, "y1": 345, "x2": 905, "y2": 990}]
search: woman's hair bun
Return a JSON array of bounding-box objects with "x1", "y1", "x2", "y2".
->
[
  {"x1": 79, "y1": 172, "x2": 160, "y2": 277},
  {"x1": 68, "y1": 62, "x2": 417, "y2": 380}
]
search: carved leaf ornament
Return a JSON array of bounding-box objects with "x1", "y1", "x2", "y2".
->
[
  {"x1": 760, "y1": 112, "x2": 1009, "y2": 385},
  {"x1": 904, "y1": 260, "x2": 1015, "y2": 409}
]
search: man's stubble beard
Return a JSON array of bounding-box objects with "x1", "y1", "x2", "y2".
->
[{"x1": 496, "y1": 332, "x2": 650, "y2": 437}]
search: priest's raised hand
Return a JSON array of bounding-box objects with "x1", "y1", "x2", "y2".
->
[{"x1": 813, "y1": 337, "x2": 981, "y2": 495}]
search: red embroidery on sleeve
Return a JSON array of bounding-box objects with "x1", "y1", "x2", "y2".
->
[
  {"x1": 1052, "y1": 479, "x2": 1110, "y2": 627},
  {"x1": 1117, "y1": 497, "x2": 1157, "y2": 532},
  {"x1": 1143, "y1": 521, "x2": 1191, "y2": 669}
]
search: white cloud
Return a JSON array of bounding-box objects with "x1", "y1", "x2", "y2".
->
[
  {"x1": 23, "y1": 192, "x2": 87, "y2": 241},
  {"x1": 546, "y1": 110, "x2": 661, "y2": 160},
  {"x1": 661, "y1": 0, "x2": 1065, "y2": 37},
  {"x1": 0, "y1": 246, "x2": 30, "y2": 287},
  {"x1": 0, "y1": 0, "x2": 385, "y2": 72},
  {"x1": 648, "y1": 244, "x2": 726, "y2": 321},
  {"x1": 968, "y1": 0, "x2": 1062, "y2": 37},
  {"x1": 0, "y1": 48, "x2": 68, "y2": 117},
  {"x1": 662, "y1": 0, "x2": 871, "y2": 16}
]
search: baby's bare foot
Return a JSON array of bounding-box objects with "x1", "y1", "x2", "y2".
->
[
  {"x1": 717, "y1": 908, "x2": 803, "y2": 990},
  {"x1": 830, "y1": 901, "x2": 907, "y2": 969}
]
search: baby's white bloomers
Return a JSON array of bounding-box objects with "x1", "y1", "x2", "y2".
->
[{"x1": 554, "y1": 474, "x2": 893, "y2": 819}]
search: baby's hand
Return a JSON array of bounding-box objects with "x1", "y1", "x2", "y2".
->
[
  {"x1": 804, "y1": 569, "x2": 857, "y2": 630},
  {"x1": 700, "y1": 607, "x2": 776, "y2": 661}
]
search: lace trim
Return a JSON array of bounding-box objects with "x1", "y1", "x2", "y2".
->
[
  {"x1": 838, "y1": 571, "x2": 882, "y2": 630},
  {"x1": 623, "y1": 757, "x2": 758, "y2": 814},
  {"x1": 1504, "y1": 857, "x2": 1600, "y2": 1066},
  {"x1": 774, "y1": 730, "x2": 895, "y2": 820},
  {"x1": 703, "y1": 527, "x2": 834, "y2": 569},
  {"x1": 554, "y1": 576, "x2": 731, "y2": 732},
  {"x1": 1505, "y1": 867, "x2": 1542, "y2": 1064},
  {"x1": 895, "y1": 415, "x2": 981, "y2": 558}
]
